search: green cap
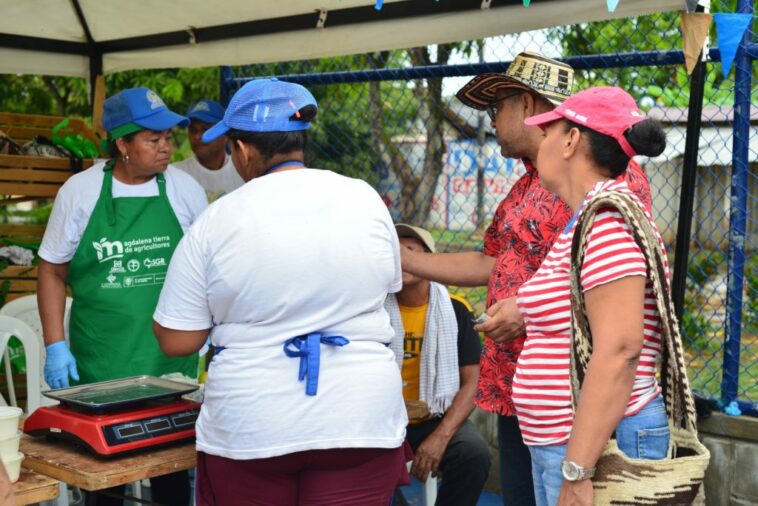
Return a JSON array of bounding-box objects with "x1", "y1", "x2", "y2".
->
[{"x1": 107, "y1": 122, "x2": 144, "y2": 141}]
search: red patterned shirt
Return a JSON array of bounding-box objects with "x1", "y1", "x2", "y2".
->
[{"x1": 476, "y1": 160, "x2": 651, "y2": 416}]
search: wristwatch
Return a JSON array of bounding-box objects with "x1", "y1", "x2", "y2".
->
[{"x1": 561, "y1": 460, "x2": 595, "y2": 481}]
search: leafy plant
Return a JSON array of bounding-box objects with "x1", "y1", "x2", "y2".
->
[
  {"x1": 550, "y1": 4, "x2": 758, "y2": 108},
  {"x1": 687, "y1": 250, "x2": 725, "y2": 288},
  {"x1": 681, "y1": 309, "x2": 718, "y2": 352}
]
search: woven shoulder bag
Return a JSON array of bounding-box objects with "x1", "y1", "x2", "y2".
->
[{"x1": 569, "y1": 190, "x2": 710, "y2": 505}]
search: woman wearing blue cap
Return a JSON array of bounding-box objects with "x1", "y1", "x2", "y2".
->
[
  {"x1": 37, "y1": 87, "x2": 207, "y2": 505},
  {"x1": 154, "y1": 79, "x2": 410, "y2": 505}
]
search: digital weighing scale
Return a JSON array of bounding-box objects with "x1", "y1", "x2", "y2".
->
[{"x1": 24, "y1": 376, "x2": 201, "y2": 457}]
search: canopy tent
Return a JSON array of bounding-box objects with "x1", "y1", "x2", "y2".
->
[{"x1": 1, "y1": 0, "x2": 682, "y2": 81}]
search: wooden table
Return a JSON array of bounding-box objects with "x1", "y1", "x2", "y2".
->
[
  {"x1": 12, "y1": 469, "x2": 60, "y2": 505},
  {"x1": 20, "y1": 434, "x2": 196, "y2": 491}
]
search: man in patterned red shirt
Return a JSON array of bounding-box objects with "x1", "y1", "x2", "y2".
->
[{"x1": 400, "y1": 52, "x2": 651, "y2": 506}]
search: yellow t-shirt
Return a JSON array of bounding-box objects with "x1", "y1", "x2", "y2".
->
[{"x1": 399, "y1": 303, "x2": 427, "y2": 401}]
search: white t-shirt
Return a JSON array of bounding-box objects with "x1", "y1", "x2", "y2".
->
[
  {"x1": 39, "y1": 161, "x2": 208, "y2": 264},
  {"x1": 154, "y1": 168, "x2": 407, "y2": 460},
  {"x1": 174, "y1": 154, "x2": 244, "y2": 202}
]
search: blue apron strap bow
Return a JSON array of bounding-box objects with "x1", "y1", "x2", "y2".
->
[{"x1": 283, "y1": 332, "x2": 349, "y2": 396}]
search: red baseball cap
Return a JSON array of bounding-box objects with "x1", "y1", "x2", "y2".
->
[{"x1": 524, "y1": 86, "x2": 645, "y2": 158}]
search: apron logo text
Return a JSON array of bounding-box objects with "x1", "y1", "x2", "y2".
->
[
  {"x1": 93, "y1": 238, "x2": 124, "y2": 263},
  {"x1": 143, "y1": 257, "x2": 166, "y2": 269},
  {"x1": 93, "y1": 236, "x2": 172, "y2": 263}
]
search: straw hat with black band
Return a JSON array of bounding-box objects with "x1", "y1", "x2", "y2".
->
[{"x1": 456, "y1": 52, "x2": 574, "y2": 109}]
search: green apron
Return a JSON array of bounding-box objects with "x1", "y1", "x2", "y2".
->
[{"x1": 67, "y1": 161, "x2": 197, "y2": 384}]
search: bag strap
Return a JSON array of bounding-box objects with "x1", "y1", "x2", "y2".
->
[{"x1": 568, "y1": 190, "x2": 698, "y2": 433}]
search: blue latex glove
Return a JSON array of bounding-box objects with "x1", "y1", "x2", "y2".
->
[{"x1": 44, "y1": 341, "x2": 79, "y2": 389}]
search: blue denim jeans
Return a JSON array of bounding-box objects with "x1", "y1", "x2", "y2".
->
[{"x1": 527, "y1": 395, "x2": 670, "y2": 506}]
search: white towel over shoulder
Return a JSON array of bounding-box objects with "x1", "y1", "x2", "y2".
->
[{"x1": 385, "y1": 282, "x2": 460, "y2": 415}]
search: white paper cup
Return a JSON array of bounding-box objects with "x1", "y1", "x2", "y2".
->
[
  {"x1": 0, "y1": 431, "x2": 20, "y2": 460},
  {"x1": 0, "y1": 407, "x2": 22, "y2": 438},
  {"x1": 1, "y1": 451, "x2": 23, "y2": 483}
]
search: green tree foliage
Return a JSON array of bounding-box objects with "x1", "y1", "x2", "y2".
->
[
  {"x1": 237, "y1": 52, "x2": 421, "y2": 192},
  {"x1": 236, "y1": 43, "x2": 477, "y2": 224},
  {"x1": 0, "y1": 75, "x2": 90, "y2": 116},
  {"x1": 551, "y1": 4, "x2": 758, "y2": 107},
  {"x1": 105, "y1": 67, "x2": 220, "y2": 114},
  {"x1": 0, "y1": 67, "x2": 220, "y2": 118},
  {"x1": 0, "y1": 67, "x2": 221, "y2": 160}
]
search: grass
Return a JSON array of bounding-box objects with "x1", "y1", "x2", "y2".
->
[
  {"x1": 687, "y1": 331, "x2": 758, "y2": 402},
  {"x1": 430, "y1": 228, "x2": 486, "y2": 253}
]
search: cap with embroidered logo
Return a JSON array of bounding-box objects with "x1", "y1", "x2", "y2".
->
[
  {"x1": 524, "y1": 86, "x2": 645, "y2": 158},
  {"x1": 457, "y1": 52, "x2": 574, "y2": 109},
  {"x1": 186, "y1": 99, "x2": 226, "y2": 125},
  {"x1": 202, "y1": 78, "x2": 317, "y2": 143},
  {"x1": 102, "y1": 87, "x2": 189, "y2": 140}
]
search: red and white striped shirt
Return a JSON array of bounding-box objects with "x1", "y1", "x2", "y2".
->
[{"x1": 513, "y1": 179, "x2": 666, "y2": 446}]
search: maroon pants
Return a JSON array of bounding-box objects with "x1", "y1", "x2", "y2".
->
[{"x1": 196, "y1": 443, "x2": 412, "y2": 506}]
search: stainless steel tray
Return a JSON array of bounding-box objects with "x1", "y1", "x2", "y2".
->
[{"x1": 42, "y1": 375, "x2": 199, "y2": 410}]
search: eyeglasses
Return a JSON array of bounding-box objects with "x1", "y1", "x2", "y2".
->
[{"x1": 486, "y1": 91, "x2": 523, "y2": 121}]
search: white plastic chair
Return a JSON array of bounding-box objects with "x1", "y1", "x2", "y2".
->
[
  {"x1": 0, "y1": 294, "x2": 72, "y2": 406},
  {"x1": 0, "y1": 315, "x2": 42, "y2": 414},
  {"x1": 406, "y1": 461, "x2": 438, "y2": 506},
  {"x1": 0, "y1": 295, "x2": 143, "y2": 504},
  {"x1": 0, "y1": 296, "x2": 72, "y2": 506}
]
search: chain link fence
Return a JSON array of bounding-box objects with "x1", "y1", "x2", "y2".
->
[{"x1": 225, "y1": 4, "x2": 756, "y2": 410}]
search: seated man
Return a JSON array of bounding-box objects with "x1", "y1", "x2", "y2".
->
[
  {"x1": 175, "y1": 99, "x2": 244, "y2": 201},
  {"x1": 387, "y1": 224, "x2": 491, "y2": 506}
]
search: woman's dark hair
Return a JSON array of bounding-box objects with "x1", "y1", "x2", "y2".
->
[
  {"x1": 564, "y1": 118, "x2": 666, "y2": 178},
  {"x1": 227, "y1": 104, "x2": 317, "y2": 162},
  {"x1": 107, "y1": 131, "x2": 138, "y2": 159}
]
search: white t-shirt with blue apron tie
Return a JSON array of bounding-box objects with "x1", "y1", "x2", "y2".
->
[
  {"x1": 154, "y1": 168, "x2": 408, "y2": 460},
  {"x1": 39, "y1": 161, "x2": 208, "y2": 263}
]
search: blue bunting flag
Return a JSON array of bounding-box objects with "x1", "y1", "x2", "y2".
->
[{"x1": 714, "y1": 13, "x2": 753, "y2": 77}]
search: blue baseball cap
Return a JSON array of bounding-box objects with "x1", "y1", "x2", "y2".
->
[
  {"x1": 102, "y1": 87, "x2": 189, "y2": 139},
  {"x1": 202, "y1": 79, "x2": 317, "y2": 143},
  {"x1": 186, "y1": 99, "x2": 226, "y2": 125}
]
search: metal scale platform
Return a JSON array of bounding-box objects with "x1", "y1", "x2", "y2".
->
[{"x1": 24, "y1": 376, "x2": 201, "y2": 457}]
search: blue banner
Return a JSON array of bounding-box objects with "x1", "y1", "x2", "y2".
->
[{"x1": 714, "y1": 13, "x2": 752, "y2": 78}]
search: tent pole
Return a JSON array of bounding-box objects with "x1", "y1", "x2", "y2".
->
[
  {"x1": 671, "y1": 56, "x2": 706, "y2": 321},
  {"x1": 92, "y1": 74, "x2": 106, "y2": 145},
  {"x1": 671, "y1": 1, "x2": 709, "y2": 320},
  {"x1": 721, "y1": 0, "x2": 753, "y2": 411},
  {"x1": 89, "y1": 51, "x2": 106, "y2": 147}
]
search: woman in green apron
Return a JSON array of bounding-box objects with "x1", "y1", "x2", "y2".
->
[{"x1": 38, "y1": 87, "x2": 208, "y2": 506}]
